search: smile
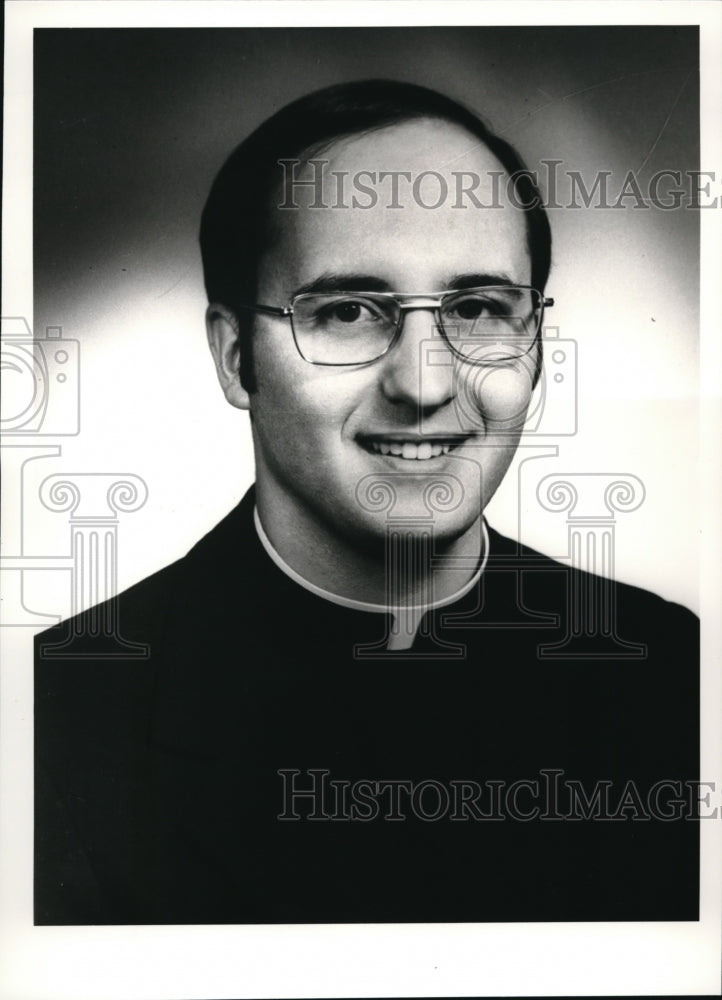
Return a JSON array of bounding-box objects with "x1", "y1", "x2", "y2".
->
[{"x1": 358, "y1": 436, "x2": 469, "y2": 461}]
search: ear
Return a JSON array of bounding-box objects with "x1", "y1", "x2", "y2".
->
[{"x1": 205, "y1": 304, "x2": 251, "y2": 410}]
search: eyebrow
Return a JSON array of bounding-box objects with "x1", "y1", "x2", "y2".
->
[
  {"x1": 445, "y1": 272, "x2": 515, "y2": 290},
  {"x1": 292, "y1": 270, "x2": 517, "y2": 297},
  {"x1": 293, "y1": 273, "x2": 393, "y2": 296}
]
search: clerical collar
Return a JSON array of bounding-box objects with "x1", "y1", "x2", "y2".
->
[{"x1": 253, "y1": 507, "x2": 489, "y2": 651}]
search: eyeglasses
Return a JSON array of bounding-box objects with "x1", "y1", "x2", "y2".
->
[{"x1": 237, "y1": 285, "x2": 554, "y2": 366}]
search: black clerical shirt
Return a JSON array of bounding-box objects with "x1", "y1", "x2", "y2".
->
[{"x1": 35, "y1": 487, "x2": 699, "y2": 924}]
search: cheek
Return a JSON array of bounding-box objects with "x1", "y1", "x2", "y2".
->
[
  {"x1": 252, "y1": 344, "x2": 366, "y2": 447},
  {"x1": 455, "y1": 359, "x2": 536, "y2": 432}
]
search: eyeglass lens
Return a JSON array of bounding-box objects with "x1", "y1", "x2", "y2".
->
[{"x1": 290, "y1": 287, "x2": 542, "y2": 365}]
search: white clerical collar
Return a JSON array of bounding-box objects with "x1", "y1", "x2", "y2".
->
[{"x1": 253, "y1": 506, "x2": 489, "y2": 651}]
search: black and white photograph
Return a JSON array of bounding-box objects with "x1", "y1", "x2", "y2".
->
[{"x1": 1, "y1": 2, "x2": 721, "y2": 997}]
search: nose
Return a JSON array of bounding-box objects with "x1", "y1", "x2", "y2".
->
[{"x1": 378, "y1": 306, "x2": 456, "y2": 412}]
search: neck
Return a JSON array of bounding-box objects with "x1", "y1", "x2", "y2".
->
[{"x1": 254, "y1": 482, "x2": 485, "y2": 607}]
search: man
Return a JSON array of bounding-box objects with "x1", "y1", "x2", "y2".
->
[{"x1": 35, "y1": 80, "x2": 698, "y2": 925}]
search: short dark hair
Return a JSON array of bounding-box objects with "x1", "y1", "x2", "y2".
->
[{"x1": 200, "y1": 79, "x2": 552, "y2": 390}]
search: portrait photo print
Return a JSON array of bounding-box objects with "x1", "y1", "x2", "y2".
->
[{"x1": 21, "y1": 24, "x2": 704, "y2": 931}]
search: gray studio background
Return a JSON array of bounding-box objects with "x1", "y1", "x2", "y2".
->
[{"x1": 32, "y1": 27, "x2": 699, "y2": 615}]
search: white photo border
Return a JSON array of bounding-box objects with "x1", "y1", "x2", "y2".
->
[{"x1": 2, "y1": 2, "x2": 721, "y2": 998}]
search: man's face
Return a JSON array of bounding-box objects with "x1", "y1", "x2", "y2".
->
[{"x1": 217, "y1": 118, "x2": 538, "y2": 550}]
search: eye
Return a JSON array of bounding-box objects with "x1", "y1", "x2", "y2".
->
[
  {"x1": 453, "y1": 296, "x2": 489, "y2": 320},
  {"x1": 331, "y1": 301, "x2": 364, "y2": 323},
  {"x1": 314, "y1": 296, "x2": 385, "y2": 326},
  {"x1": 447, "y1": 293, "x2": 505, "y2": 321}
]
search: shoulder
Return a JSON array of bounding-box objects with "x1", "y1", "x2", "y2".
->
[
  {"x1": 485, "y1": 522, "x2": 698, "y2": 639},
  {"x1": 35, "y1": 491, "x2": 257, "y2": 664},
  {"x1": 34, "y1": 554, "x2": 184, "y2": 665},
  {"x1": 34, "y1": 494, "x2": 261, "y2": 751},
  {"x1": 34, "y1": 495, "x2": 258, "y2": 785},
  {"x1": 33, "y1": 556, "x2": 181, "y2": 756}
]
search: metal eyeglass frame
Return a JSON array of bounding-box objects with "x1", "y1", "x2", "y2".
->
[{"x1": 235, "y1": 286, "x2": 555, "y2": 366}]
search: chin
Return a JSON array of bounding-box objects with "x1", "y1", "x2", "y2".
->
[{"x1": 337, "y1": 501, "x2": 481, "y2": 552}]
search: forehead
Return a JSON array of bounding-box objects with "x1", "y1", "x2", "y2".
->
[{"x1": 260, "y1": 117, "x2": 531, "y2": 293}]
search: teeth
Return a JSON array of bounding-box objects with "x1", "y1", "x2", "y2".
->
[{"x1": 367, "y1": 440, "x2": 459, "y2": 460}]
